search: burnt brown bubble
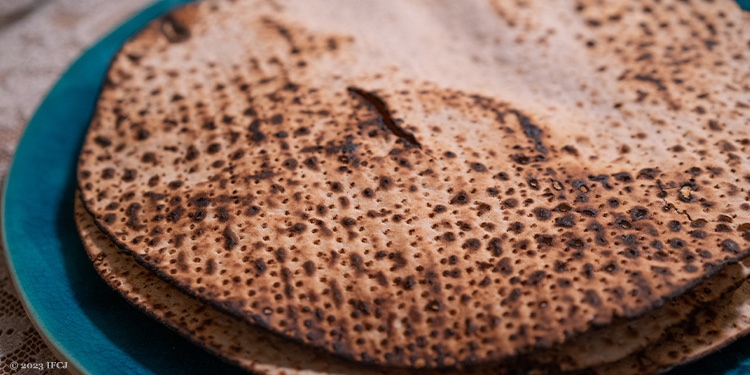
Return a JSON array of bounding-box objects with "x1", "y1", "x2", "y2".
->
[
  {"x1": 534, "y1": 208, "x2": 552, "y2": 220},
  {"x1": 630, "y1": 206, "x2": 649, "y2": 221},
  {"x1": 450, "y1": 191, "x2": 470, "y2": 205},
  {"x1": 161, "y1": 15, "x2": 191, "y2": 43},
  {"x1": 554, "y1": 214, "x2": 576, "y2": 228},
  {"x1": 470, "y1": 162, "x2": 487, "y2": 172}
]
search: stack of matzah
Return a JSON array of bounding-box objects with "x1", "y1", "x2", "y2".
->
[{"x1": 75, "y1": 1, "x2": 750, "y2": 373}]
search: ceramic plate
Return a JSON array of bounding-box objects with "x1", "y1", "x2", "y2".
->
[
  {"x1": 2, "y1": 1, "x2": 244, "y2": 374},
  {"x1": 3, "y1": 1, "x2": 750, "y2": 374}
]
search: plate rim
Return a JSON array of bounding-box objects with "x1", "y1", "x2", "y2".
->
[{"x1": 1, "y1": 1, "x2": 194, "y2": 374}]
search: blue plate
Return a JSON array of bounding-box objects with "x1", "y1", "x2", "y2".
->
[
  {"x1": 3, "y1": 1, "x2": 750, "y2": 374},
  {"x1": 2, "y1": 1, "x2": 246, "y2": 374}
]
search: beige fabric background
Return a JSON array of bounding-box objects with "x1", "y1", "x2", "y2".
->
[{"x1": 0, "y1": 1, "x2": 151, "y2": 373}]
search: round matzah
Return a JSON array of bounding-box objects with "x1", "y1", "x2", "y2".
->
[{"x1": 77, "y1": 0, "x2": 750, "y2": 368}]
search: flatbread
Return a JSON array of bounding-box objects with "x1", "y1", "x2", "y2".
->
[
  {"x1": 77, "y1": 0, "x2": 750, "y2": 368},
  {"x1": 74, "y1": 193, "x2": 750, "y2": 374}
]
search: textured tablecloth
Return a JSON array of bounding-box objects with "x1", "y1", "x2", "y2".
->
[{"x1": 0, "y1": 1, "x2": 150, "y2": 373}]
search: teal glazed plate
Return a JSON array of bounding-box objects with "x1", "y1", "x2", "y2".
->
[
  {"x1": 3, "y1": 1, "x2": 750, "y2": 374},
  {"x1": 2, "y1": 1, "x2": 245, "y2": 374}
]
